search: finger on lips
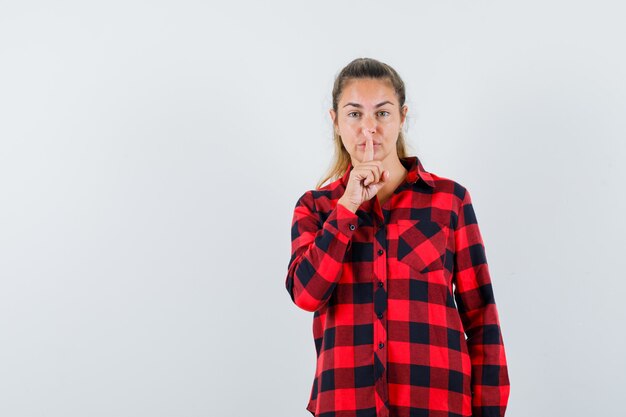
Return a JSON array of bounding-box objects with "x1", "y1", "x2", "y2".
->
[{"x1": 363, "y1": 132, "x2": 374, "y2": 162}]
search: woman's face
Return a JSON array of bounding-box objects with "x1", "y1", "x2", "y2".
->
[{"x1": 330, "y1": 78, "x2": 407, "y2": 165}]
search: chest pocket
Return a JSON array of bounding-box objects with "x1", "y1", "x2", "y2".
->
[{"x1": 396, "y1": 219, "x2": 449, "y2": 273}]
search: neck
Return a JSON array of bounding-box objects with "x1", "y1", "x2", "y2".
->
[{"x1": 380, "y1": 154, "x2": 408, "y2": 194}]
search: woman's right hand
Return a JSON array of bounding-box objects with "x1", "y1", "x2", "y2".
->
[{"x1": 338, "y1": 133, "x2": 389, "y2": 213}]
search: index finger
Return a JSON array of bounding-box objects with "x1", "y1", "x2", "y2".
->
[{"x1": 363, "y1": 132, "x2": 374, "y2": 162}]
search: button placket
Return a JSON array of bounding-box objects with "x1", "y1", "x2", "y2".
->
[{"x1": 372, "y1": 222, "x2": 389, "y2": 411}]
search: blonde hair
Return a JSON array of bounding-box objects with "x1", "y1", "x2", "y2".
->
[{"x1": 315, "y1": 57, "x2": 411, "y2": 190}]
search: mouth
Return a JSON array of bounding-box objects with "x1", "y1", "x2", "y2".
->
[{"x1": 358, "y1": 143, "x2": 382, "y2": 147}]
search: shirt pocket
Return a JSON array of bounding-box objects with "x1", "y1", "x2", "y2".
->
[{"x1": 396, "y1": 218, "x2": 449, "y2": 274}]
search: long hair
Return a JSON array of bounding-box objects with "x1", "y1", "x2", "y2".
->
[{"x1": 315, "y1": 57, "x2": 411, "y2": 189}]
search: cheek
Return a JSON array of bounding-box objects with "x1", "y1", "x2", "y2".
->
[
  {"x1": 382, "y1": 123, "x2": 401, "y2": 137},
  {"x1": 338, "y1": 125, "x2": 357, "y2": 141},
  {"x1": 341, "y1": 117, "x2": 361, "y2": 128},
  {"x1": 340, "y1": 137, "x2": 358, "y2": 155},
  {"x1": 341, "y1": 137, "x2": 356, "y2": 150}
]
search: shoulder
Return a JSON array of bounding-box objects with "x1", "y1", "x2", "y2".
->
[
  {"x1": 294, "y1": 176, "x2": 344, "y2": 208},
  {"x1": 424, "y1": 170, "x2": 476, "y2": 230},
  {"x1": 427, "y1": 171, "x2": 470, "y2": 203}
]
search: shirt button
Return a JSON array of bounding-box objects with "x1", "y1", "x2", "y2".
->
[
  {"x1": 378, "y1": 281, "x2": 383, "y2": 287},
  {"x1": 378, "y1": 249, "x2": 384, "y2": 255},
  {"x1": 378, "y1": 342, "x2": 384, "y2": 349},
  {"x1": 349, "y1": 224, "x2": 356, "y2": 230},
  {"x1": 377, "y1": 312, "x2": 383, "y2": 319}
]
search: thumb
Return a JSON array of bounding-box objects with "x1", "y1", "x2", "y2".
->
[{"x1": 368, "y1": 170, "x2": 389, "y2": 192}]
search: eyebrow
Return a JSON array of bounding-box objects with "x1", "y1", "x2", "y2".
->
[{"x1": 343, "y1": 101, "x2": 394, "y2": 108}]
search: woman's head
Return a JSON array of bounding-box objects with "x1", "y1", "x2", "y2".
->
[{"x1": 317, "y1": 58, "x2": 411, "y2": 189}]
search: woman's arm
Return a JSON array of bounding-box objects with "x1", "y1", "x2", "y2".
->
[
  {"x1": 285, "y1": 191, "x2": 359, "y2": 312},
  {"x1": 452, "y1": 186, "x2": 511, "y2": 417}
]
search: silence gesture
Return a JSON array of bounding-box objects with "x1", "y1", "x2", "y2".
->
[{"x1": 337, "y1": 130, "x2": 390, "y2": 213}]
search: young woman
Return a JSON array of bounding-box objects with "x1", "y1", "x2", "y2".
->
[{"x1": 285, "y1": 57, "x2": 510, "y2": 417}]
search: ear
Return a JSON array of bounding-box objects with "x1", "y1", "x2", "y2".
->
[
  {"x1": 400, "y1": 105, "x2": 408, "y2": 127},
  {"x1": 329, "y1": 109, "x2": 339, "y2": 134}
]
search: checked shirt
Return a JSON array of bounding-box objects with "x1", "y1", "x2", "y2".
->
[{"x1": 285, "y1": 155, "x2": 510, "y2": 417}]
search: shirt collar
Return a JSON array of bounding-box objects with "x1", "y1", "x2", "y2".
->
[{"x1": 339, "y1": 155, "x2": 435, "y2": 188}]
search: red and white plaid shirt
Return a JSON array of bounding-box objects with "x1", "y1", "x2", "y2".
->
[{"x1": 285, "y1": 155, "x2": 510, "y2": 417}]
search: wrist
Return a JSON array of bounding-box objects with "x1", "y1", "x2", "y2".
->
[{"x1": 338, "y1": 198, "x2": 359, "y2": 213}]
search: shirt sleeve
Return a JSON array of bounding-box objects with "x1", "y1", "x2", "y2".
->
[
  {"x1": 285, "y1": 191, "x2": 360, "y2": 312},
  {"x1": 452, "y1": 187, "x2": 510, "y2": 417}
]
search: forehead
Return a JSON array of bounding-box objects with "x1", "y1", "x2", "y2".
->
[{"x1": 339, "y1": 78, "x2": 397, "y2": 105}]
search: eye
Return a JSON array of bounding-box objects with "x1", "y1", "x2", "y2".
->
[
  {"x1": 348, "y1": 111, "x2": 360, "y2": 118},
  {"x1": 378, "y1": 111, "x2": 390, "y2": 117}
]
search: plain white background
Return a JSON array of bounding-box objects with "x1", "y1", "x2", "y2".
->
[{"x1": 1, "y1": 1, "x2": 625, "y2": 416}]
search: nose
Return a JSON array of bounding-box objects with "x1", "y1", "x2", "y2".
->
[{"x1": 361, "y1": 115, "x2": 377, "y2": 135}]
